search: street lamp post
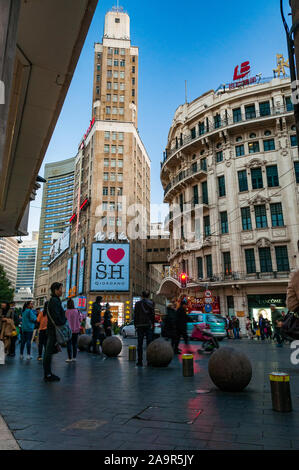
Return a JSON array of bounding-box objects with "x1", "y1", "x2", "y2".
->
[{"x1": 281, "y1": 0, "x2": 299, "y2": 152}]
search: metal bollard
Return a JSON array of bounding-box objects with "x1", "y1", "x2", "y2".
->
[
  {"x1": 129, "y1": 346, "x2": 136, "y2": 362},
  {"x1": 269, "y1": 372, "x2": 292, "y2": 412},
  {"x1": 182, "y1": 354, "x2": 194, "y2": 377}
]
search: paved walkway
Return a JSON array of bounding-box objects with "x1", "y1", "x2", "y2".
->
[{"x1": 0, "y1": 337, "x2": 299, "y2": 450}]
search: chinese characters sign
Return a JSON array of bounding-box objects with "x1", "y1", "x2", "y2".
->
[{"x1": 90, "y1": 243, "x2": 130, "y2": 292}]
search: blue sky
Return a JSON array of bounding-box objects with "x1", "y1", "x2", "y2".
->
[{"x1": 28, "y1": 0, "x2": 290, "y2": 235}]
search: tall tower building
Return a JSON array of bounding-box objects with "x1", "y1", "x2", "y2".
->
[
  {"x1": 48, "y1": 7, "x2": 151, "y2": 324},
  {"x1": 16, "y1": 232, "x2": 39, "y2": 293},
  {"x1": 36, "y1": 158, "x2": 75, "y2": 274},
  {"x1": 0, "y1": 237, "x2": 19, "y2": 288}
]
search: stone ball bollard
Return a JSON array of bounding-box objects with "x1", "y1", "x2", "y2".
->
[
  {"x1": 102, "y1": 336, "x2": 122, "y2": 357},
  {"x1": 146, "y1": 338, "x2": 174, "y2": 367},
  {"x1": 78, "y1": 334, "x2": 92, "y2": 352},
  {"x1": 208, "y1": 347, "x2": 252, "y2": 392}
]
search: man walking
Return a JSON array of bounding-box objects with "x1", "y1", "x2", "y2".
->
[
  {"x1": 134, "y1": 291, "x2": 155, "y2": 366},
  {"x1": 270, "y1": 304, "x2": 284, "y2": 347},
  {"x1": 43, "y1": 282, "x2": 66, "y2": 382},
  {"x1": 91, "y1": 296, "x2": 104, "y2": 354}
]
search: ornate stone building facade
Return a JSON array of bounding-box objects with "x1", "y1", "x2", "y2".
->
[{"x1": 160, "y1": 77, "x2": 299, "y2": 325}]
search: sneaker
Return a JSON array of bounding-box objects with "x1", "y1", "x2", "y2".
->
[
  {"x1": 37, "y1": 357, "x2": 43, "y2": 361},
  {"x1": 72, "y1": 358, "x2": 77, "y2": 362},
  {"x1": 65, "y1": 358, "x2": 72, "y2": 362},
  {"x1": 44, "y1": 374, "x2": 60, "y2": 383},
  {"x1": 26, "y1": 355, "x2": 32, "y2": 360}
]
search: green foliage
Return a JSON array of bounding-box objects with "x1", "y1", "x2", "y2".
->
[{"x1": 0, "y1": 264, "x2": 14, "y2": 303}]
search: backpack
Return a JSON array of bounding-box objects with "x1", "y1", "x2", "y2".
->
[{"x1": 281, "y1": 312, "x2": 299, "y2": 340}]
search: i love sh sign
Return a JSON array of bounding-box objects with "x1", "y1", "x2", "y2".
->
[{"x1": 90, "y1": 243, "x2": 130, "y2": 292}]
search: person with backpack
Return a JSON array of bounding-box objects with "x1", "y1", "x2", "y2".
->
[
  {"x1": 37, "y1": 302, "x2": 48, "y2": 361},
  {"x1": 65, "y1": 299, "x2": 81, "y2": 362},
  {"x1": 20, "y1": 301, "x2": 36, "y2": 360},
  {"x1": 43, "y1": 282, "x2": 66, "y2": 382},
  {"x1": 133, "y1": 290, "x2": 155, "y2": 366}
]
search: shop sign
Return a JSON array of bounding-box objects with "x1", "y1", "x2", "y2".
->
[
  {"x1": 78, "y1": 247, "x2": 85, "y2": 295},
  {"x1": 71, "y1": 253, "x2": 78, "y2": 291},
  {"x1": 237, "y1": 311, "x2": 245, "y2": 318},
  {"x1": 188, "y1": 296, "x2": 220, "y2": 315},
  {"x1": 90, "y1": 243, "x2": 130, "y2": 292},
  {"x1": 65, "y1": 258, "x2": 72, "y2": 297}
]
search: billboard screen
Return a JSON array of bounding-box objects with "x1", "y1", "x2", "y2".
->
[
  {"x1": 90, "y1": 243, "x2": 130, "y2": 292},
  {"x1": 49, "y1": 227, "x2": 70, "y2": 265},
  {"x1": 78, "y1": 246, "x2": 85, "y2": 295}
]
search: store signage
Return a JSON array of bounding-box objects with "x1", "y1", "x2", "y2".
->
[
  {"x1": 90, "y1": 243, "x2": 130, "y2": 292},
  {"x1": 71, "y1": 253, "x2": 78, "y2": 291},
  {"x1": 228, "y1": 60, "x2": 256, "y2": 89},
  {"x1": 78, "y1": 246, "x2": 85, "y2": 295},
  {"x1": 48, "y1": 227, "x2": 70, "y2": 265},
  {"x1": 65, "y1": 258, "x2": 72, "y2": 297},
  {"x1": 233, "y1": 61, "x2": 250, "y2": 81},
  {"x1": 188, "y1": 296, "x2": 220, "y2": 315}
]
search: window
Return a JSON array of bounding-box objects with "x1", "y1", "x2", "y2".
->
[
  {"x1": 245, "y1": 104, "x2": 256, "y2": 119},
  {"x1": 112, "y1": 132, "x2": 117, "y2": 140},
  {"x1": 286, "y1": 96, "x2": 294, "y2": 111},
  {"x1": 245, "y1": 249, "x2": 256, "y2": 274},
  {"x1": 110, "y1": 187, "x2": 115, "y2": 196},
  {"x1": 107, "y1": 82, "x2": 112, "y2": 90},
  {"x1": 113, "y1": 71, "x2": 118, "y2": 79},
  {"x1": 111, "y1": 145, "x2": 116, "y2": 154},
  {"x1": 214, "y1": 114, "x2": 221, "y2": 129},
  {"x1": 114, "y1": 60, "x2": 119, "y2": 66},
  {"x1": 103, "y1": 172, "x2": 109, "y2": 181},
  {"x1": 206, "y1": 255, "x2": 213, "y2": 277},
  {"x1": 117, "y1": 174, "x2": 123, "y2": 182},
  {"x1": 109, "y1": 217, "x2": 115, "y2": 226},
  {"x1": 132, "y1": 78, "x2": 135, "y2": 85},
  {"x1": 191, "y1": 127, "x2": 196, "y2": 139},
  {"x1": 223, "y1": 252, "x2": 232, "y2": 275},
  {"x1": 220, "y1": 211, "x2": 228, "y2": 234},
  {"x1": 266, "y1": 166, "x2": 279, "y2": 187},
  {"x1": 291, "y1": 135, "x2": 298, "y2": 147},
  {"x1": 118, "y1": 160, "x2": 123, "y2": 168},
  {"x1": 259, "y1": 101, "x2": 271, "y2": 116},
  {"x1": 113, "y1": 95, "x2": 118, "y2": 102},
  {"x1": 120, "y1": 60, "x2": 125, "y2": 67},
  {"x1": 241, "y1": 207, "x2": 252, "y2": 230},
  {"x1": 200, "y1": 158, "x2": 207, "y2": 171},
  {"x1": 238, "y1": 170, "x2": 248, "y2": 192},
  {"x1": 233, "y1": 107, "x2": 242, "y2": 123},
  {"x1": 107, "y1": 58, "x2": 112, "y2": 66},
  {"x1": 198, "y1": 122, "x2": 205, "y2": 135},
  {"x1": 103, "y1": 187, "x2": 108, "y2": 196},
  {"x1": 259, "y1": 247, "x2": 272, "y2": 273},
  {"x1": 102, "y1": 202, "x2": 108, "y2": 211},
  {"x1": 218, "y1": 175, "x2": 226, "y2": 197},
  {"x1": 264, "y1": 139, "x2": 275, "y2": 151},
  {"x1": 120, "y1": 71, "x2": 125, "y2": 78},
  {"x1": 110, "y1": 173, "x2": 116, "y2": 182},
  {"x1": 118, "y1": 146, "x2": 124, "y2": 154},
  {"x1": 106, "y1": 107, "x2": 111, "y2": 115},
  {"x1": 236, "y1": 136, "x2": 242, "y2": 142},
  {"x1": 114, "y1": 48, "x2": 119, "y2": 55},
  {"x1": 107, "y1": 70, "x2": 112, "y2": 78},
  {"x1": 248, "y1": 141, "x2": 260, "y2": 153},
  {"x1": 275, "y1": 246, "x2": 290, "y2": 271},
  {"x1": 270, "y1": 203, "x2": 284, "y2": 227},
  {"x1": 106, "y1": 94, "x2": 111, "y2": 102},
  {"x1": 255, "y1": 205, "x2": 267, "y2": 228},
  {"x1": 204, "y1": 215, "x2": 210, "y2": 236},
  {"x1": 119, "y1": 108, "x2": 124, "y2": 115},
  {"x1": 104, "y1": 159, "x2": 109, "y2": 168},
  {"x1": 120, "y1": 83, "x2": 125, "y2": 90},
  {"x1": 108, "y1": 47, "x2": 113, "y2": 55},
  {"x1": 112, "y1": 107, "x2": 117, "y2": 115},
  {"x1": 96, "y1": 86, "x2": 100, "y2": 94},
  {"x1": 264, "y1": 130, "x2": 271, "y2": 136},
  {"x1": 132, "y1": 66, "x2": 135, "y2": 73},
  {"x1": 251, "y1": 168, "x2": 263, "y2": 189},
  {"x1": 104, "y1": 144, "x2": 110, "y2": 153},
  {"x1": 104, "y1": 131, "x2": 110, "y2": 140},
  {"x1": 132, "y1": 89, "x2": 135, "y2": 97},
  {"x1": 197, "y1": 257, "x2": 203, "y2": 278},
  {"x1": 118, "y1": 132, "x2": 124, "y2": 140},
  {"x1": 120, "y1": 48, "x2": 125, "y2": 55},
  {"x1": 96, "y1": 75, "x2": 100, "y2": 83},
  {"x1": 193, "y1": 185, "x2": 199, "y2": 205},
  {"x1": 295, "y1": 162, "x2": 299, "y2": 183},
  {"x1": 119, "y1": 95, "x2": 124, "y2": 102},
  {"x1": 216, "y1": 151, "x2": 223, "y2": 163},
  {"x1": 202, "y1": 181, "x2": 209, "y2": 204},
  {"x1": 111, "y1": 159, "x2": 116, "y2": 167},
  {"x1": 235, "y1": 144, "x2": 245, "y2": 157},
  {"x1": 249, "y1": 133, "x2": 256, "y2": 139},
  {"x1": 115, "y1": 18, "x2": 120, "y2": 23}
]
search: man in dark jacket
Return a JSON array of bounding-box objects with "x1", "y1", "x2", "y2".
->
[
  {"x1": 173, "y1": 299, "x2": 189, "y2": 354},
  {"x1": 43, "y1": 282, "x2": 66, "y2": 382},
  {"x1": 162, "y1": 300, "x2": 178, "y2": 351},
  {"x1": 91, "y1": 296, "x2": 104, "y2": 354},
  {"x1": 134, "y1": 291, "x2": 155, "y2": 366}
]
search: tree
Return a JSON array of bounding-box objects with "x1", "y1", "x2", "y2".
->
[{"x1": 0, "y1": 264, "x2": 14, "y2": 303}]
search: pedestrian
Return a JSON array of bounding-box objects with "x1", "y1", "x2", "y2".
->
[
  {"x1": 20, "y1": 301, "x2": 36, "y2": 360},
  {"x1": 103, "y1": 303, "x2": 112, "y2": 337},
  {"x1": 91, "y1": 296, "x2": 105, "y2": 354},
  {"x1": 270, "y1": 304, "x2": 283, "y2": 347},
  {"x1": 173, "y1": 298, "x2": 189, "y2": 354},
  {"x1": 232, "y1": 316, "x2": 240, "y2": 339},
  {"x1": 287, "y1": 268, "x2": 299, "y2": 314},
  {"x1": 37, "y1": 302, "x2": 48, "y2": 361},
  {"x1": 85, "y1": 315, "x2": 92, "y2": 335},
  {"x1": 133, "y1": 290, "x2": 155, "y2": 366},
  {"x1": 246, "y1": 317, "x2": 254, "y2": 339},
  {"x1": 258, "y1": 314, "x2": 266, "y2": 341},
  {"x1": 162, "y1": 299, "x2": 178, "y2": 351},
  {"x1": 43, "y1": 282, "x2": 66, "y2": 382},
  {"x1": 225, "y1": 315, "x2": 231, "y2": 339},
  {"x1": 4, "y1": 302, "x2": 19, "y2": 356},
  {"x1": 264, "y1": 319, "x2": 272, "y2": 341},
  {"x1": 65, "y1": 299, "x2": 81, "y2": 363}
]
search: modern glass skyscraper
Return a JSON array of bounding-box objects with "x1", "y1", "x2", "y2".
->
[
  {"x1": 36, "y1": 158, "x2": 75, "y2": 274},
  {"x1": 16, "y1": 232, "x2": 38, "y2": 293}
]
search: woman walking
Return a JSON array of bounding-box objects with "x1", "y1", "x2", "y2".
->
[
  {"x1": 20, "y1": 301, "x2": 36, "y2": 360},
  {"x1": 37, "y1": 302, "x2": 48, "y2": 361},
  {"x1": 65, "y1": 299, "x2": 81, "y2": 362}
]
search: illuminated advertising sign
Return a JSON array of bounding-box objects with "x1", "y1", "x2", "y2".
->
[
  {"x1": 48, "y1": 227, "x2": 70, "y2": 265},
  {"x1": 78, "y1": 117, "x2": 95, "y2": 150},
  {"x1": 71, "y1": 253, "x2": 78, "y2": 291},
  {"x1": 90, "y1": 243, "x2": 130, "y2": 292},
  {"x1": 65, "y1": 258, "x2": 72, "y2": 298},
  {"x1": 78, "y1": 246, "x2": 85, "y2": 295}
]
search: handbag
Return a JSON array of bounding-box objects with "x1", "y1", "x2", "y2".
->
[
  {"x1": 281, "y1": 312, "x2": 299, "y2": 340},
  {"x1": 47, "y1": 310, "x2": 72, "y2": 346}
]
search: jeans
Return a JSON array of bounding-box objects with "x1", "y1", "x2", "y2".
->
[
  {"x1": 137, "y1": 327, "x2": 153, "y2": 364},
  {"x1": 67, "y1": 333, "x2": 79, "y2": 359},
  {"x1": 43, "y1": 330, "x2": 57, "y2": 377},
  {"x1": 274, "y1": 327, "x2": 283, "y2": 345},
  {"x1": 92, "y1": 327, "x2": 105, "y2": 353},
  {"x1": 38, "y1": 330, "x2": 47, "y2": 358},
  {"x1": 20, "y1": 331, "x2": 33, "y2": 355},
  {"x1": 9, "y1": 336, "x2": 17, "y2": 355},
  {"x1": 233, "y1": 328, "x2": 240, "y2": 339}
]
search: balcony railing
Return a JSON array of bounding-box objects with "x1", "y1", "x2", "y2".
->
[
  {"x1": 164, "y1": 163, "x2": 207, "y2": 198},
  {"x1": 161, "y1": 104, "x2": 294, "y2": 167},
  {"x1": 197, "y1": 271, "x2": 290, "y2": 283}
]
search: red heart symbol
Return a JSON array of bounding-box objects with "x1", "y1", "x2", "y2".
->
[{"x1": 107, "y1": 248, "x2": 125, "y2": 264}]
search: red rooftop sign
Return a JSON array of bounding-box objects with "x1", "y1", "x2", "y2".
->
[
  {"x1": 79, "y1": 117, "x2": 95, "y2": 150},
  {"x1": 229, "y1": 60, "x2": 256, "y2": 89}
]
